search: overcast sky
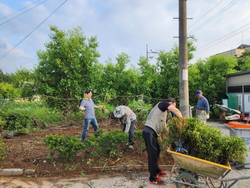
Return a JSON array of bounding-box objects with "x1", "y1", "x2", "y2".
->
[{"x1": 0, "y1": 0, "x2": 250, "y2": 74}]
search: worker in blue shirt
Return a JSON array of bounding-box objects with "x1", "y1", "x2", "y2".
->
[{"x1": 192, "y1": 90, "x2": 210, "y2": 123}]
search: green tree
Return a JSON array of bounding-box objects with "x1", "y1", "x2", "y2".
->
[
  {"x1": 0, "y1": 82, "x2": 20, "y2": 99},
  {"x1": 0, "y1": 70, "x2": 13, "y2": 83},
  {"x1": 235, "y1": 49, "x2": 250, "y2": 71},
  {"x1": 137, "y1": 57, "x2": 160, "y2": 99},
  {"x1": 99, "y1": 53, "x2": 139, "y2": 96},
  {"x1": 35, "y1": 26, "x2": 100, "y2": 117},
  {"x1": 189, "y1": 54, "x2": 238, "y2": 115},
  {"x1": 10, "y1": 67, "x2": 36, "y2": 97},
  {"x1": 155, "y1": 38, "x2": 196, "y2": 100},
  {"x1": 156, "y1": 48, "x2": 179, "y2": 98}
]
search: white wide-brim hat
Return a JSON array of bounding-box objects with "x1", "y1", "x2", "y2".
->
[{"x1": 113, "y1": 106, "x2": 126, "y2": 118}]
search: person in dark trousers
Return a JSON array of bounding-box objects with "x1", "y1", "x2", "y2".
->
[
  {"x1": 79, "y1": 90, "x2": 105, "y2": 142},
  {"x1": 143, "y1": 97, "x2": 183, "y2": 186},
  {"x1": 113, "y1": 105, "x2": 136, "y2": 148}
]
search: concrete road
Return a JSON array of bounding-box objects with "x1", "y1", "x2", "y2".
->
[{"x1": 207, "y1": 120, "x2": 230, "y2": 136}]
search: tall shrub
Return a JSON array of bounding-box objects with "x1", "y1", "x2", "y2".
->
[{"x1": 167, "y1": 117, "x2": 248, "y2": 164}]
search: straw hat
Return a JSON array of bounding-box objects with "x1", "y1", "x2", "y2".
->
[{"x1": 113, "y1": 106, "x2": 126, "y2": 118}]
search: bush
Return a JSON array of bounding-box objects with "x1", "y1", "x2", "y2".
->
[
  {"x1": 167, "y1": 117, "x2": 248, "y2": 164},
  {"x1": 0, "y1": 102, "x2": 43, "y2": 134},
  {"x1": 0, "y1": 101, "x2": 62, "y2": 132},
  {"x1": 0, "y1": 82, "x2": 20, "y2": 99},
  {"x1": 0, "y1": 138, "x2": 7, "y2": 160},
  {"x1": 44, "y1": 129, "x2": 129, "y2": 162},
  {"x1": 44, "y1": 134, "x2": 84, "y2": 161},
  {"x1": 3, "y1": 112, "x2": 35, "y2": 134},
  {"x1": 83, "y1": 129, "x2": 127, "y2": 159}
]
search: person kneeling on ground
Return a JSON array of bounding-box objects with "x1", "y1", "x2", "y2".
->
[
  {"x1": 143, "y1": 97, "x2": 183, "y2": 186},
  {"x1": 113, "y1": 105, "x2": 136, "y2": 148}
]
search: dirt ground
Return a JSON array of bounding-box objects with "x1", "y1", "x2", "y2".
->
[
  {"x1": 1, "y1": 120, "x2": 250, "y2": 187},
  {"x1": 0, "y1": 119, "x2": 174, "y2": 178}
]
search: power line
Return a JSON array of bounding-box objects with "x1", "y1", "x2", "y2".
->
[
  {"x1": 158, "y1": 0, "x2": 243, "y2": 60},
  {"x1": 155, "y1": 0, "x2": 239, "y2": 53},
  {"x1": 158, "y1": 39, "x2": 176, "y2": 51},
  {"x1": 154, "y1": 0, "x2": 221, "y2": 52},
  {"x1": 188, "y1": 0, "x2": 207, "y2": 15},
  {"x1": 188, "y1": 0, "x2": 223, "y2": 30},
  {"x1": 195, "y1": 23, "x2": 250, "y2": 54},
  {"x1": 0, "y1": 0, "x2": 68, "y2": 60},
  {"x1": 152, "y1": 0, "x2": 213, "y2": 52},
  {"x1": 0, "y1": 0, "x2": 48, "y2": 26},
  {"x1": 189, "y1": 0, "x2": 239, "y2": 34},
  {"x1": 150, "y1": 0, "x2": 207, "y2": 51},
  {"x1": 0, "y1": 0, "x2": 44, "y2": 20}
]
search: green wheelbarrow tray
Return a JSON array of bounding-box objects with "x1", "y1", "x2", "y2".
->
[{"x1": 167, "y1": 147, "x2": 232, "y2": 179}]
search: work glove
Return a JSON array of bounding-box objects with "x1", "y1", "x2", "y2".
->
[
  {"x1": 101, "y1": 105, "x2": 106, "y2": 109},
  {"x1": 206, "y1": 114, "x2": 210, "y2": 119},
  {"x1": 79, "y1": 106, "x2": 85, "y2": 111}
]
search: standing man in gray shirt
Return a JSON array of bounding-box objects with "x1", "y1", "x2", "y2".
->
[{"x1": 79, "y1": 90, "x2": 105, "y2": 142}]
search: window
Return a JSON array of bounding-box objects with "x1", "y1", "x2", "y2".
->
[
  {"x1": 244, "y1": 85, "x2": 250, "y2": 92},
  {"x1": 228, "y1": 86, "x2": 242, "y2": 93}
]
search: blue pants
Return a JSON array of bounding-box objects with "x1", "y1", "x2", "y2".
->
[
  {"x1": 123, "y1": 120, "x2": 136, "y2": 145},
  {"x1": 81, "y1": 118, "x2": 98, "y2": 142}
]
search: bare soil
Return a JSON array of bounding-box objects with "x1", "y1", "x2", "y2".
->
[{"x1": 0, "y1": 119, "x2": 174, "y2": 178}]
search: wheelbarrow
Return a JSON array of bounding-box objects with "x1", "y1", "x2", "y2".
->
[{"x1": 167, "y1": 147, "x2": 250, "y2": 188}]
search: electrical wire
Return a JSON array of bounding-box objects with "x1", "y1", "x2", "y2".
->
[
  {"x1": 188, "y1": 0, "x2": 223, "y2": 30},
  {"x1": 149, "y1": 0, "x2": 210, "y2": 52},
  {"x1": 148, "y1": 0, "x2": 207, "y2": 51},
  {"x1": 189, "y1": 0, "x2": 239, "y2": 34},
  {"x1": 0, "y1": 0, "x2": 48, "y2": 26},
  {"x1": 195, "y1": 23, "x2": 250, "y2": 54},
  {"x1": 157, "y1": 0, "x2": 241, "y2": 56},
  {"x1": 152, "y1": 0, "x2": 223, "y2": 52},
  {"x1": 0, "y1": 0, "x2": 68, "y2": 60},
  {"x1": 0, "y1": 0, "x2": 44, "y2": 20},
  {"x1": 188, "y1": 0, "x2": 207, "y2": 15}
]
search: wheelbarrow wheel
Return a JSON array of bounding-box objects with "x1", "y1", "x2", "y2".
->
[{"x1": 175, "y1": 172, "x2": 198, "y2": 188}]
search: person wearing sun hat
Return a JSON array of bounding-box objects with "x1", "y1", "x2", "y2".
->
[
  {"x1": 113, "y1": 105, "x2": 136, "y2": 148},
  {"x1": 192, "y1": 90, "x2": 210, "y2": 123}
]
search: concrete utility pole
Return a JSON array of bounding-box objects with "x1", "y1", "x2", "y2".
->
[{"x1": 179, "y1": 0, "x2": 190, "y2": 117}]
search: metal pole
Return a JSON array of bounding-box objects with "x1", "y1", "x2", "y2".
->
[
  {"x1": 146, "y1": 44, "x2": 148, "y2": 60},
  {"x1": 179, "y1": 0, "x2": 189, "y2": 117}
]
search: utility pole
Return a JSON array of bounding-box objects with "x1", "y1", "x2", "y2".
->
[
  {"x1": 179, "y1": 0, "x2": 189, "y2": 117},
  {"x1": 146, "y1": 44, "x2": 158, "y2": 60}
]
